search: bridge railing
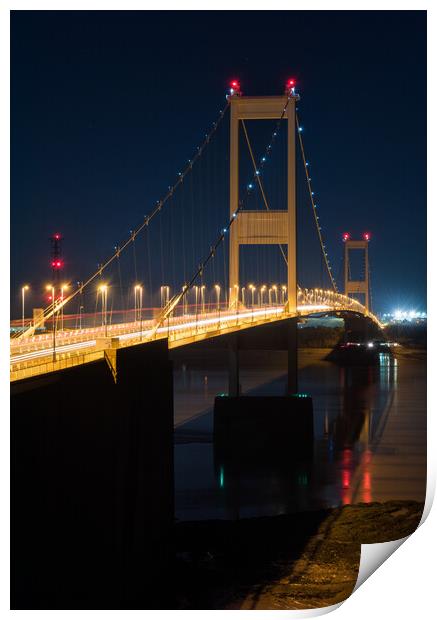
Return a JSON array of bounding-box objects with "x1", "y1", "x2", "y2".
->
[{"x1": 10, "y1": 349, "x2": 105, "y2": 383}]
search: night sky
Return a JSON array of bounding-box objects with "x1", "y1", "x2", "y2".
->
[{"x1": 10, "y1": 10, "x2": 426, "y2": 316}]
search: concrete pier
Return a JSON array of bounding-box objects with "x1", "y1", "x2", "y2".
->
[
  {"x1": 214, "y1": 394, "x2": 314, "y2": 464},
  {"x1": 11, "y1": 339, "x2": 173, "y2": 609}
]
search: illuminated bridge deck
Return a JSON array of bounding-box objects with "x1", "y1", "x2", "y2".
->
[{"x1": 10, "y1": 293, "x2": 382, "y2": 382}]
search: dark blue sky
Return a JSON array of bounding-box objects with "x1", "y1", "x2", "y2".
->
[{"x1": 11, "y1": 10, "x2": 426, "y2": 315}]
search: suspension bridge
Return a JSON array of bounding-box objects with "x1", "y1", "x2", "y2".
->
[{"x1": 10, "y1": 79, "x2": 381, "y2": 383}]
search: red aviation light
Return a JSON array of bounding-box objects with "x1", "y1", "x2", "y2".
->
[
  {"x1": 229, "y1": 79, "x2": 241, "y2": 95},
  {"x1": 363, "y1": 232, "x2": 371, "y2": 241},
  {"x1": 342, "y1": 232, "x2": 350, "y2": 242},
  {"x1": 285, "y1": 78, "x2": 297, "y2": 94},
  {"x1": 52, "y1": 260, "x2": 63, "y2": 269}
]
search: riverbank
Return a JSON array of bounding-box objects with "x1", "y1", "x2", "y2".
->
[{"x1": 171, "y1": 500, "x2": 423, "y2": 609}]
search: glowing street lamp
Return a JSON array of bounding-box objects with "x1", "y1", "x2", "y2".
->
[
  {"x1": 160, "y1": 285, "x2": 170, "y2": 307},
  {"x1": 215, "y1": 284, "x2": 221, "y2": 311},
  {"x1": 60, "y1": 283, "x2": 69, "y2": 331},
  {"x1": 260, "y1": 285, "x2": 267, "y2": 306},
  {"x1": 134, "y1": 284, "x2": 143, "y2": 340},
  {"x1": 181, "y1": 285, "x2": 188, "y2": 315},
  {"x1": 249, "y1": 284, "x2": 256, "y2": 307},
  {"x1": 200, "y1": 285, "x2": 206, "y2": 314},
  {"x1": 46, "y1": 284, "x2": 56, "y2": 362},
  {"x1": 272, "y1": 284, "x2": 278, "y2": 305},
  {"x1": 134, "y1": 284, "x2": 141, "y2": 321},
  {"x1": 241, "y1": 286, "x2": 246, "y2": 307},
  {"x1": 77, "y1": 281, "x2": 84, "y2": 330},
  {"x1": 281, "y1": 285, "x2": 287, "y2": 305},
  {"x1": 21, "y1": 285, "x2": 29, "y2": 332},
  {"x1": 98, "y1": 284, "x2": 108, "y2": 336},
  {"x1": 233, "y1": 284, "x2": 239, "y2": 309}
]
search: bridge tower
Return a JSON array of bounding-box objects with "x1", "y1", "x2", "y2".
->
[
  {"x1": 228, "y1": 87, "x2": 297, "y2": 313},
  {"x1": 343, "y1": 232, "x2": 370, "y2": 311}
]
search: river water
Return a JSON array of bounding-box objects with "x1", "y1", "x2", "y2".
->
[{"x1": 172, "y1": 348, "x2": 426, "y2": 521}]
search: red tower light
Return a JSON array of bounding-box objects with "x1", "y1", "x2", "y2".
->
[
  {"x1": 363, "y1": 232, "x2": 371, "y2": 241},
  {"x1": 229, "y1": 79, "x2": 241, "y2": 95},
  {"x1": 285, "y1": 78, "x2": 297, "y2": 94},
  {"x1": 342, "y1": 232, "x2": 350, "y2": 242}
]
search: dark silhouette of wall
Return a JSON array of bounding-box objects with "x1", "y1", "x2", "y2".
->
[{"x1": 11, "y1": 340, "x2": 173, "y2": 609}]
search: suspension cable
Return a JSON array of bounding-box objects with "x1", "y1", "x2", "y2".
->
[
  {"x1": 17, "y1": 100, "x2": 231, "y2": 338},
  {"x1": 295, "y1": 110, "x2": 338, "y2": 292},
  {"x1": 151, "y1": 91, "x2": 299, "y2": 334}
]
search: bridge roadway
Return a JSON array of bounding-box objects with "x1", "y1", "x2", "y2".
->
[{"x1": 10, "y1": 293, "x2": 381, "y2": 382}]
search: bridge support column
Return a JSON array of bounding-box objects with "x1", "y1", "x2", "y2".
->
[
  {"x1": 11, "y1": 340, "x2": 174, "y2": 608},
  {"x1": 229, "y1": 100, "x2": 239, "y2": 308}
]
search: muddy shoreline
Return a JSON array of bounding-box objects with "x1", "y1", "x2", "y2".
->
[{"x1": 170, "y1": 500, "x2": 423, "y2": 609}]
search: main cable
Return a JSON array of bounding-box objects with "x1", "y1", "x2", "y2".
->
[
  {"x1": 295, "y1": 110, "x2": 338, "y2": 292},
  {"x1": 152, "y1": 90, "x2": 298, "y2": 332},
  {"x1": 18, "y1": 100, "x2": 231, "y2": 338}
]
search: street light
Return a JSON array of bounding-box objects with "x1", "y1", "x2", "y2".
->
[
  {"x1": 241, "y1": 286, "x2": 246, "y2": 307},
  {"x1": 214, "y1": 284, "x2": 221, "y2": 311},
  {"x1": 98, "y1": 284, "x2": 108, "y2": 336},
  {"x1": 77, "y1": 281, "x2": 84, "y2": 329},
  {"x1": 273, "y1": 284, "x2": 278, "y2": 305},
  {"x1": 21, "y1": 285, "x2": 29, "y2": 332},
  {"x1": 281, "y1": 285, "x2": 287, "y2": 305},
  {"x1": 160, "y1": 285, "x2": 170, "y2": 307},
  {"x1": 134, "y1": 284, "x2": 141, "y2": 322},
  {"x1": 46, "y1": 285, "x2": 56, "y2": 362},
  {"x1": 200, "y1": 285, "x2": 206, "y2": 314},
  {"x1": 135, "y1": 284, "x2": 143, "y2": 339},
  {"x1": 233, "y1": 284, "x2": 239, "y2": 306},
  {"x1": 249, "y1": 284, "x2": 256, "y2": 307},
  {"x1": 182, "y1": 285, "x2": 188, "y2": 315},
  {"x1": 60, "y1": 283, "x2": 69, "y2": 331},
  {"x1": 260, "y1": 285, "x2": 266, "y2": 306}
]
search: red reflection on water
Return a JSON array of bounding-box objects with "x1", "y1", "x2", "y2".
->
[
  {"x1": 361, "y1": 449, "x2": 373, "y2": 503},
  {"x1": 343, "y1": 448, "x2": 353, "y2": 466},
  {"x1": 342, "y1": 469, "x2": 351, "y2": 489},
  {"x1": 363, "y1": 471, "x2": 371, "y2": 490},
  {"x1": 341, "y1": 449, "x2": 353, "y2": 505}
]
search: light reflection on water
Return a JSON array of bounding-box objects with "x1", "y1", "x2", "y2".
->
[{"x1": 173, "y1": 350, "x2": 401, "y2": 521}]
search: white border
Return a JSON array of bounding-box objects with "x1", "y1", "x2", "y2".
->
[{"x1": 2, "y1": 2, "x2": 433, "y2": 618}]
